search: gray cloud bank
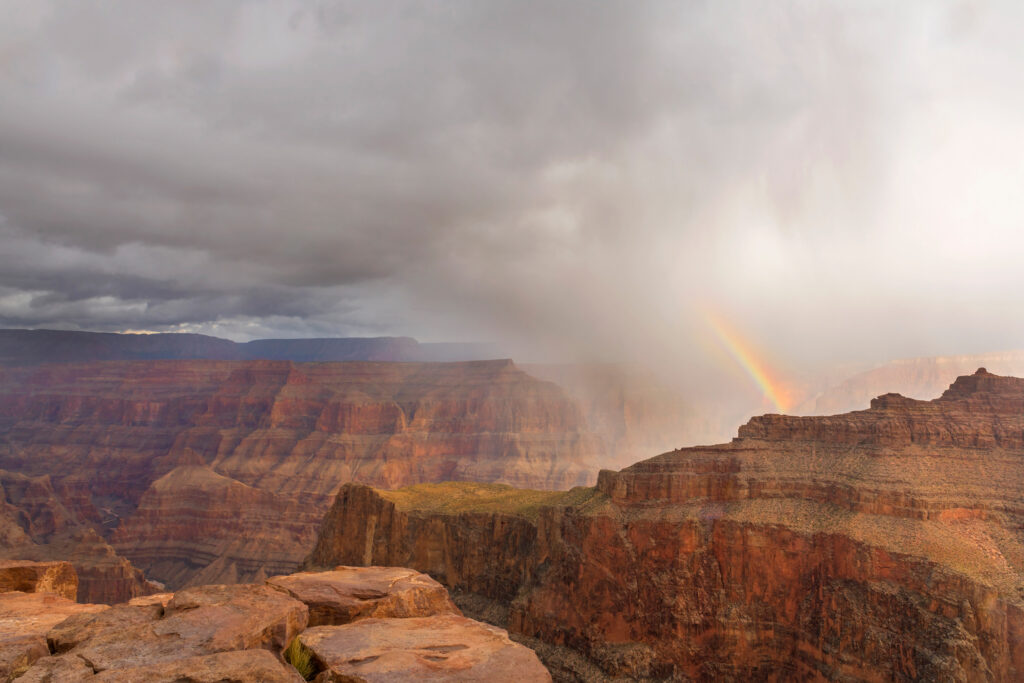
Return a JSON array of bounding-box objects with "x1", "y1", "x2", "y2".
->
[{"x1": 1, "y1": 0, "x2": 1023, "y2": 380}]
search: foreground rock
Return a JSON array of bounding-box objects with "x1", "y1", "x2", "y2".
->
[
  {"x1": 11, "y1": 567, "x2": 550, "y2": 682},
  {"x1": 298, "y1": 614, "x2": 552, "y2": 682},
  {"x1": 0, "y1": 560, "x2": 77, "y2": 600},
  {"x1": 21, "y1": 648, "x2": 304, "y2": 683},
  {"x1": 0, "y1": 592, "x2": 105, "y2": 680},
  {"x1": 21, "y1": 583, "x2": 308, "y2": 679},
  {"x1": 309, "y1": 369, "x2": 1024, "y2": 680},
  {"x1": 267, "y1": 566, "x2": 459, "y2": 626}
]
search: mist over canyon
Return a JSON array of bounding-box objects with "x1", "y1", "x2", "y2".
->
[{"x1": 4, "y1": 1, "x2": 1024, "y2": 680}]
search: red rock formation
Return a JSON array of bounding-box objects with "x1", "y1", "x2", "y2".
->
[
  {"x1": 798, "y1": 350, "x2": 1024, "y2": 415},
  {"x1": 0, "y1": 560, "x2": 77, "y2": 600},
  {"x1": 0, "y1": 359, "x2": 600, "y2": 589},
  {"x1": 0, "y1": 471, "x2": 158, "y2": 604},
  {"x1": 308, "y1": 369, "x2": 1024, "y2": 680}
]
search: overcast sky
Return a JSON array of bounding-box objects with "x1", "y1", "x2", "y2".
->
[{"x1": 2, "y1": 0, "x2": 1024, "y2": 380}]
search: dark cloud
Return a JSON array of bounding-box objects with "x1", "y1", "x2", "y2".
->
[{"x1": 1, "y1": 0, "x2": 1024, "y2": 382}]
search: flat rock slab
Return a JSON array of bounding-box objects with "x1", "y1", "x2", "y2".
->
[
  {"x1": 0, "y1": 560, "x2": 78, "y2": 600},
  {"x1": 0, "y1": 592, "x2": 106, "y2": 680},
  {"x1": 298, "y1": 614, "x2": 552, "y2": 682},
  {"x1": 267, "y1": 566, "x2": 459, "y2": 626},
  {"x1": 128, "y1": 592, "x2": 174, "y2": 607},
  {"x1": 47, "y1": 603, "x2": 164, "y2": 654},
  {"x1": 22, "y1": 583, "x2": 308, "y2": 677}
]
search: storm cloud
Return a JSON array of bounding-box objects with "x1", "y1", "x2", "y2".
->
[{"x1": 2, "y1": 0, "x2": 1024, "y2": 377}]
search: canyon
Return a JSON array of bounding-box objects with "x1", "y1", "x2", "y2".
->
[
  {"x1": 308, "y1": 369, "x2": 1024, "y2": 680},
  {"x1": 0, "y1": 358, "x2": 601, "y2": 596}
]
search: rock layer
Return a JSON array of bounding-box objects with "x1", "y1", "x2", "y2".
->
[
  {"x1": 309, "y1": 369, "x2": 1024, "y2": 680},
  {"x1": 0, "y1": 359, "x2": 600, "y2": 588}
]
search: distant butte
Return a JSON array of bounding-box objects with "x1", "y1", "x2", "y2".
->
[{"x1": 309, "y1": 370, "x2": 1024, "y2": 680}]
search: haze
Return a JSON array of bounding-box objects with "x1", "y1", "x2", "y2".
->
[{"x1": 2, "y1": 1, "x2": 1023, "y2": 392}]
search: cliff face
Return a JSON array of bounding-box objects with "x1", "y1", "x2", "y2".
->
[
  {"x1": 309, "y1": 369, "x2": 1024, "y2": 680},
  {"x1": 0, "y1": 359, "x2": 600, "y2": 589}
]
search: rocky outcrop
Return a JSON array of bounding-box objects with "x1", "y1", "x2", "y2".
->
[
  {"x1": 10, "y1": 565, "x2": 546, "y2": 682},
  {"x1": 22, "y1": 582, "x2": 309, "y2": 681},
  {"x1": 309, "y1": 369, "x2": 1024, "y2": 680},
  {"x1": 798, "y1": 350, "x2": 1024, "y2": 415},
  {"x1": 0, "y1": 359, "x2": 600, "y2": 588},
  {"x1": 0, "y1": 591, "x2": 106, "y2": 680},
  {"x1": 266, "y1": 566, "x2": 459, "y2": 627},
  {"x1": 297, "y1": 615, "x2": 552, "y2": 682},
  {"x1": 0, "y1": 560, "x2": 77, "y2": 600}
]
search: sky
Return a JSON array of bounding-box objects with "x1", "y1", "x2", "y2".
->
[{"x1": 2, "y1": 0, "x2": 1024, "y2": 387}]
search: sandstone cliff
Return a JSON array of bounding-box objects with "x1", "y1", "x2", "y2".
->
[
  {"x1": 0, "y1": 359, "x2": 600, "y2": 589},
  {"x1": 308, "y1": 369, "x2": 1024, "y2": 681}
]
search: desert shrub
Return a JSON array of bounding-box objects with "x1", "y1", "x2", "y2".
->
[{"x1": 285, "y1": 636, "x2": 316, "y2": 681}]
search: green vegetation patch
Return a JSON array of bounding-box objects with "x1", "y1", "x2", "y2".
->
[
  {"x1": 378, "y1": 482, "x2": 598, "y2": 521},
  {"x1": 285, "y1": 636, "x2": 316, "y2": 681}
]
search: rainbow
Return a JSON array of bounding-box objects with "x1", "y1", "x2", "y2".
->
[{"x1": 704, "y1": 312, "x2": 790, "y2": 413}]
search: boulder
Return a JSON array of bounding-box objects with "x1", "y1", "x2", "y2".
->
[
  {"x1": 0, "y1": 592, "x2": 106, "y2": 680},
  {"x1": 297, "y1": 614, "x2": 551, "y2": 682},
  {"x1": 267, "y1": 567, "x2": 459, "y2": 626},
  {"x1": 21, "y1": 583, "x2": 307, "y2": 677}
]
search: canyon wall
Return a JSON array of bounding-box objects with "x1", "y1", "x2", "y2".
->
[
  {"x1": 309, "y1": 369, "x2": 1024, "y2": 681},
  {"x1": 0, "y1": 359, "x2": 600, "y2": 591}
]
